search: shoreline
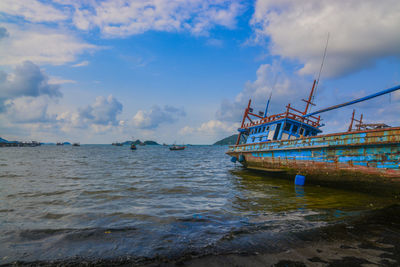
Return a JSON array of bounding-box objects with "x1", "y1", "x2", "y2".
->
[{"x1": 5, "y1": 205, "x2": 399, "y2": 267}]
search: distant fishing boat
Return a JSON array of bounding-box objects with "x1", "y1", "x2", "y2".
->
[
  {"x1": 130, "y1": 143, "x2": 137, "y2": 150},
  {"x1": 72, "y1": 143, "x2": 80, "y2": 146},
  {"x1": 56, "y1": 142, "x2": 64, "y2": 146},
  {"x1": 112, "y1": 142, "x2": 123, "y2": 146},
  {"x1": 169, "y1": 145, "x2": 185, "y2": 151}
]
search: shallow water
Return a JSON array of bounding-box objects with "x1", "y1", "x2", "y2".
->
[{"x1": 0, "y1": 145, "x2": 397, "y2": 263}]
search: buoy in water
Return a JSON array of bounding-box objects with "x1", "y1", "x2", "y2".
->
[
  {"x1": 231, "y1": 156, "x2": 237, "y2": 163},
  {"x1": 295, "y1": 174, "x2": 305, "y2": 186}
]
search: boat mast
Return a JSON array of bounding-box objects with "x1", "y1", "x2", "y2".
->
[
  {"x1": 302, "y1": 80, "x2": 317, "y2": 115},
  {"x1": 263, "y1": 92, "x2": 272, "y2": 118},
  {"x1": 304, "y1": 84, "x2": 400, "y2": 118},
  {"x1": 236, "y1": 99, "x2": 252, "y2": 145}
]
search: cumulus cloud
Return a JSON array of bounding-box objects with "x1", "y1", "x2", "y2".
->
[
  {"x1": 0, "y1": 0, "x2": 67, "y2": 22},
  {"x1": 251, "y1": 0, "x2": 400, "y2": 78},
  {"x1": 179, "y1": 119, "x2": 240, "y2": 143},
  {"x1": 4, "y1": 96, "x2": 56, "y2": 123},
  {"x1": 216, "y1": 61, "x2": 309, "y2": 123},
  {"x1": 0, "y1": 27, "x2": 9, "y2": 40},
  {"x1": 0, "y1": 25, "x2": 98, "y2": 66},
  {"x1": 132, "y1": 105, "x2": 185, "y2": 129},
  {"x1": 0, "y1": 61, "x2": 62, "y2": 112},
  {"x1": 197, "y1": 119, "x2": 238, "y2": 134},
  {"x1": 1, "y1": 0, "x2": 244, "y2": 38},
  {"x1": 70, "y1": 0, "x2": 244, "y2": 37},
  {"x1": 79, "y1": 95, "x2": 123, "y2": 126}
]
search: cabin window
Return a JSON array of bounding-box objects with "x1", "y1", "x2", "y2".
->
[
  {"x1": 262, "y1": 126, "x2": 265, "y2": 132},
  {"x1": 299, "y1": 128, "x2": 304, "y2": 135},
  {"x1": 304, "y1": 130, "x2": 309, "y2": 136},
  {"x1": 252, "y1": 137, "x2": 255, "y2": 142},
  {"x1": 266, "y1": 126, "x2": 270, "y2": 131},
  {"x1": 284, "y1": 123, "x2": 291, "y2": 132},
  {"x1": 273, "y1": 123, "x2": 281, "y2": 140},
  {"x1": 258, "y1": 127, "x2": 261, "y2": 133},
  {"x1": 292, "y1": 125, "x2": 298, "y2": 133}
]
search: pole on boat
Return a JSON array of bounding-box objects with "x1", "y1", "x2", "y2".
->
[
  {"x1": 302, "y1": 80, "x2": 317, "y2": 115},
  {"x1": 264, "y1": 92, "x2": 272, "y2": 118},
  {"x1": 236, "y1": 99, "x2": 252, "y2": 145},
  {"x1": 303, "y1": 84, "x2": 400, "y2": 118}
]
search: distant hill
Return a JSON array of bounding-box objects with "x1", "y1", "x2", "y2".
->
[
  {"x1": 122, "y1": 140, "x2": 159, "y2": 145},
  {"x1": 213, "y1": 134, "x2": 238, "y2": 145},
  {"x1": 143, "y1": 140, "x2": 159, "y2": 145}
]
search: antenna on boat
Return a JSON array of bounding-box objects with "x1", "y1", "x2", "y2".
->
[
  {"x1": 264, "y1": 74, "x2": 278, "y2": 118},
  {"x1": 314, "y1": 32, "x2": 330, "y2": 99},
  {"x1": 264, "y1": 92, "x2": 273, "y2": 118},
  {"x1": 302, "y1": 33, "x2": 330, "y2": 115}
]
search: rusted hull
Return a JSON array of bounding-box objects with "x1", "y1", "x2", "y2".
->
[{"x1": 227, "y1": 127, "x2": 400, "y2": 191}]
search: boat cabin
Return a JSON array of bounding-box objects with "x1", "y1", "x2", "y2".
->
[
  {"x1": 243, "y1": 118, "x2": 321, "y2": 144},
  {"x1": 236, "y1": 80, "x2": 323, "y2": 145}
]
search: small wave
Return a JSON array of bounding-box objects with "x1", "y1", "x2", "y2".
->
[
  {"x1": 0, "y1": 209, "x2": 14, "y2": 212},
  {"x1": 40, "y1": 212, "x2": 68, "y2": 220},
  {"x1": 7, "y1": 190, "x2": 72, "y2": 198},
  {"x1": 81, "y1": 189, "x2": 116, "y2": 195}
]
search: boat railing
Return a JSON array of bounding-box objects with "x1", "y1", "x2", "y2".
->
[
  {"x1": 229, "y1": 126, "x2": 400, "y2": 152},
  {"x1": 241, "y1": 104, "x2": 321, "y2": 129}
]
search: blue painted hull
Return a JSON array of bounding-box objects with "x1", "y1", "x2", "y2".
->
[{"x1": 227, "y1": 127, "x2": 400, "y2": 191}]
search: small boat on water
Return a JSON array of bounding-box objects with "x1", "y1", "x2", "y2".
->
[
  {"x1": 131, "y1": 143, "x2": 137, "y2": 150},
  {"x1": 227, "y1": 81, "x2": 400, "y2": 193},
  {"x1": 169, "y1": 145, "x2": 185, "y2": 151},
  {"x1": 112, "y1": 142, "x2": 123, "y2": 146},
  {"x1": 72, "y1": 143, "x2": 80, "y2": 146},
  {"x1": 56, "y1": 142, "x2": 64, "y2": 146}
]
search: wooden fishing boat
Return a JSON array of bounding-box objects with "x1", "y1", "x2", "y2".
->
[
  {"x1": 227, "y1": 82, "x2": 400, "y2": 193},
  {"x1": 169, "y1": 145, "x2": 185, "y2": 151}
]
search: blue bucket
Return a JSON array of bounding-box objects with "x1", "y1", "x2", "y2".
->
[
  {"x1": 230, "y1": 156, "x2": 237, "y2": 163},
  {"x1": 295, "y1": 175, "x2": 305, "y2": 186}
]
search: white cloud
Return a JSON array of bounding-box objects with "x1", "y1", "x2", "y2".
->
[
  {"x1": 206, "y1": 38, "x2": 224, "y2": 47},
  {"x1": 216, "y1": 61, "x2": 308, "y2": 123},
  {"x1": 132, "y1": 105, "x2": 185, "y2": 129},
  {"x1": 48, "y1": 77, "x2": 76, "y2": 85},
  {"x1": 78, "y1": 95, "x2": 123, "y2": 126},
  {"x1": 197, "y1": 119, "x2": 238, "y2": 134},
  {"x1": 4, "y1": 96, "x2": 56, "y2": 123},
  {"x1": 179, "y1": 126, "x2": 195, "y2": 135},
  {"x1": 0, "y1": 0, "x2": 67, "y2": 22},
  {"x1": 0, "y1": 25, "x2": 98, "y2": 66},
  {"x1": 251, "y1": 0, "x2": 400, "y2": 77},
  {"x1": 0, "y1": 0, "x2": 244, "y2": 38},
  {"x1": 72, "y1": 60, "x2": 89, "y2": 67},
  {"x1": 70, "y1": 0, "x2": 244, "y2": 37},
  {"x1": 0, "y1": 61, "x2": 62, "y2": 112}
]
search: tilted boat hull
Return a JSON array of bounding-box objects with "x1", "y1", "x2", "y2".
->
[{"x1": 227, "y1": 127, "x2": 400, "y2": 193}]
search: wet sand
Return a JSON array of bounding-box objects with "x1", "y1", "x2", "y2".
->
[{"x1": 6, "y1": 204, "x2": 399, "y2": 267}]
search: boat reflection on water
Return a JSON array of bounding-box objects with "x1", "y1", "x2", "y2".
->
[{"x1": 229, "y1": 169, "x2": 396, "y2": 224}]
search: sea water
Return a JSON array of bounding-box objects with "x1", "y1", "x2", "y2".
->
[{"x1": 0, "y1": 145, "x2": 397, "y2": 263}]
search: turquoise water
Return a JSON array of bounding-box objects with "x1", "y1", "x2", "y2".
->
[{"x1": 0, "y1": 145, "x2": 397, "y2": 263}]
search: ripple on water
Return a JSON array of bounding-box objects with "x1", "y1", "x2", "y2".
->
[{"x1": 0, "y1": 145, "x2": 397, "y2": 264}]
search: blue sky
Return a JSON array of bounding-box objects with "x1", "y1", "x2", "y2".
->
[{"x1": 0, "y1": 0, "x2": 399, "y2": 144}]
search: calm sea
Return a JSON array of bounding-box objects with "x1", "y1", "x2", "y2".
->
[{"x1": 0, "y1": 145, "x2": 397, "y2": 264}]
